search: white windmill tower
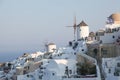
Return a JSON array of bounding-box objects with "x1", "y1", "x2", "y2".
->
[{"x1": 77, "y1": 21, "x2": 89, "y2": 40}]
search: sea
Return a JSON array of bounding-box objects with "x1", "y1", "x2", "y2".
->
[
  {"x1": 0, "y1": 50, "x2": 43, "y2": 62},
  {"x1": 0, "y1": 52, "x2": 22, "y2": 62}
]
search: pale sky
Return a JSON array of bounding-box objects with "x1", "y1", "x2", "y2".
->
[{"x1": 0, "y1": 0, "x2": 120, "y2": 61}]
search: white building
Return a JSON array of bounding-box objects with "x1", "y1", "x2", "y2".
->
[{"x1": 97, "y1": 13, "x2": 120, "y2": 44}]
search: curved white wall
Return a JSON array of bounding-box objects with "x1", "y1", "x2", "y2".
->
[
  {"x1": 48, "y1": 44, "x2": 56, "y2": 53},
  {"x1": 80, "y1": 26, "x2": 89, "y2": 39}
]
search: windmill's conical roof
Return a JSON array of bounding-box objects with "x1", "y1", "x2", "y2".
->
[{"x1": 77, "y1": 21, "x2": 88, "y2": 27}]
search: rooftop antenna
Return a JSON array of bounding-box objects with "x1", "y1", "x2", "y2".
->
[{"x1": 66, "y1": 15, "x2": 77, "y2": 40}]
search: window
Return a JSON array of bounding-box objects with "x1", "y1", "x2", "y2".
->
[
  {"x1": 28, "y1": 66, "x2": 29, "y2": 70},
  {"x1": 27, "y1": 75, "x2": 29, "y2": 77},
  {"x1": 93, "y1": 48, "x2": 98, "y2": 55},
  {"x1": 100, "y1": 40, "x2": 102, "y2": 44},
  {"x1": 95, "y1": 37, "x2": 96, "y2": 40},
  {"x1": 69, "y1": 41, "x2": 72, "y2": 46},
  {"x1": 117, "y1": 63, "x2": 120, "y2": 67},
  {"x1": 69, "y1": 70, "x2": 72, "y2": 74},
  {"x1": 52, "y1": 73, "x2": 55, "y2": 76},
  {"x1": 102, "y1": 50, "x2": 107, "y2": 55},
  {"x1": 82, "y1": 49, "x2": 84, "y2": 51},
  {"x1": 113, "y1": 35, "x2": 115, "y2": 38}
]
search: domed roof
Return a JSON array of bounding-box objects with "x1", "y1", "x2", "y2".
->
[{"x1": 109, "y1": 13, "x2": 120, "y2": 21}]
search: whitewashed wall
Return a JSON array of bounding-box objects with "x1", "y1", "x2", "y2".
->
[
  {"x1": 80, "y1": 26, "x2": 89, "y2": 39},
  {"x1": 100, "y1": 30, "x2": 120, "y2": 43}
]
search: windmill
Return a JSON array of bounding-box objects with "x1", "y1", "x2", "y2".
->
[
  {"x1": 66, "y1": 16, "x2": 77, "y2": 40},
  {"x1": 42, "y1": 40, "x2": 48, "y2": 52}
]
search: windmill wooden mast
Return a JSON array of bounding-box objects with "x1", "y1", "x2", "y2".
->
[{"x1": 67, "y1": 16, "x2": 77, "y2": 41}]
